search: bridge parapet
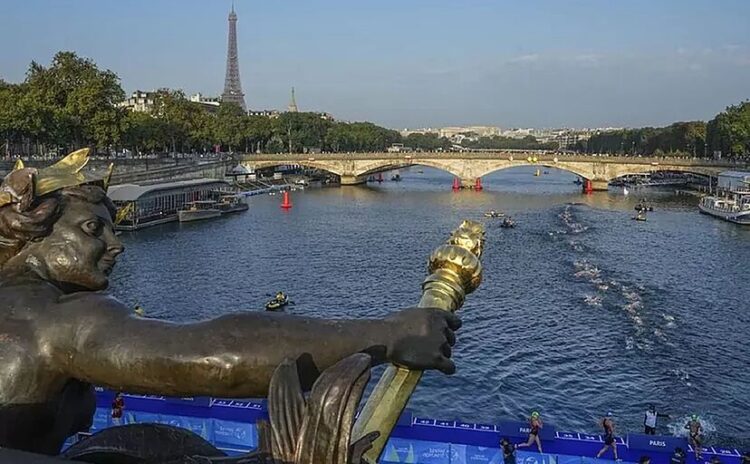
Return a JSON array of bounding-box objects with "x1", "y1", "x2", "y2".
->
[{"x1": 238, "y1": 152, "x2": 747, "y2": 190}]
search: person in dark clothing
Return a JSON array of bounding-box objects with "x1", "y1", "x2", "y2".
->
[
  {"x1": 670, "y1": 447, "x2": 686, "y2": 464},
  {"x1": 639, "y1": 456, "x2": 651, "y2": 464},
  {"x1": 110, "y1": 392, "x2": 124, "y2": 425},
  {"x1": 596, "y1": 412, "x2": 619, "y2": 461},
  {"x1": 501, "y1": 437, "x2": 516, "y2": 464},
  {"x1": 742, "y1": 451, "x2": 750, "y2": 464}
]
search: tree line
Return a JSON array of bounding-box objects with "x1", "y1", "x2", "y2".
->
[
  {"x1": 578, "y1": 103, "x2": 750, "y2": 158},
  {"x1": 0, "y1": 52, "x2": 409, "y2": 157},
  {"x1": 2, "y1": 51, "x2": 748, "y2": 158}
]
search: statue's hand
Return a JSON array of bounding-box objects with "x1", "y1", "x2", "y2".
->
[{"x1": 385, "y1": 307, "x2": 461, "y2": 374}]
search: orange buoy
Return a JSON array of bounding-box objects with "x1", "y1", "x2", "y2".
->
[{"x1": 281, "y1": 190, "x2": 292, "y2": 209}]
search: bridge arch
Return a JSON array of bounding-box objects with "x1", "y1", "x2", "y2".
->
[
  {"x1": 474, "y1": 162, "x2": 593, "y2": 181},
  {"x1": 354, "y1": 159, "x2": 462, "y2": 179}
]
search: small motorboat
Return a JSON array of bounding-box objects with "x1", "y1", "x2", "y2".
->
[
  {"x1": 543, "y1": 170, "x2": 550, "y2": 175},
  {"x1": 634, "y1": 204, "x2": 654, "y2": 212},
  {"x1": 265, "y1": 295, "x2": 290, "y2": 311},
  {"x1": 500, "y1": 218, "x2": 516, "y2": 228},
  {"x1": 391, "y1": 174, "x2": 402, "y2": 182},
  {"x1": 632, "y1": 213, "x2": 648, "y2": 222},
  {"x1": 573, "y1": 178, "x2": 583, "y2": 185},
  {"x1": 483, "y1": 210, "x2": 504, "y2": 218},
  {"x1": 217, "y1": 194, "x2": 249, "y2": 214},
  {"x1": 177, "y1": 201, "x2": 221, "y2": 223}
]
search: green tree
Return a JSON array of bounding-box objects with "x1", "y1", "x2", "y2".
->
[
  {"x1": 24, "y1": 51, "x2": 125, "y2": 151},
  {"x1": 404, "y1": 133, "x2": 451, "y2": 151},
  {"x1": 213, "y1": 103, "x2": 245, "y2": 152},
  {"x1": 707, "y1": 101, "x2": 750, "y2": 158}
]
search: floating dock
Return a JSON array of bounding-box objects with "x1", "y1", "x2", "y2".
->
[{"x1": 66, "y1": 389, "x2": 744, "y2": 464}]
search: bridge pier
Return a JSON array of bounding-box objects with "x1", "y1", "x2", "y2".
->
[
  {"x1": 340, "y1": 175, "x2": 366, "y2": 186},
  {"x1": 591, "y1": 180, "x2": 609, "y2": 191}
]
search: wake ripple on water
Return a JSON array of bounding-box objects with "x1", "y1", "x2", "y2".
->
[{"x1": 556, "y1": 205, "x2": 675, "y2": 352}]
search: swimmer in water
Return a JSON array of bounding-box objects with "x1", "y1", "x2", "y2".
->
[{"x1": 516, "y1": 411, "x2": 543, "y2": 453}]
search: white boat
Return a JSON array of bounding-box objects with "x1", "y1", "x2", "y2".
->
[
  {"x1": 217, "y1": 194, "x2": 249, "y2": 214},
  {"x1": 623, "y1": 187, "x2": 629, "y2": 196},
  {"x1": 177, "y1": 201, "x2": 221, "y2": 223},
  {"x1": 698, "y1": 191, "x2": 750, "y2": 225}
]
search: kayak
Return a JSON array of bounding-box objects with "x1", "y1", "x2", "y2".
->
[{"x1": 265, "y1": 298, "x2": 289, "y2": 311}]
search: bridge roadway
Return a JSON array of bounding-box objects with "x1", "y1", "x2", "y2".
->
[{"x1": 238, "y1": 152, "x2": 747, "y2": 190}]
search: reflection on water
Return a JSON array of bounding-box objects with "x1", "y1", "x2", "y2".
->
[{"x1": 110, "y1": 166, "x2": 750, "y2": 448}]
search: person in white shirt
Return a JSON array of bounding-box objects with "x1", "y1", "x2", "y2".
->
[{"x1": 644, "y1": 404, "x2": 669, "y2": 435}]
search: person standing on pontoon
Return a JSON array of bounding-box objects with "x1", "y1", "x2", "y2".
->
[
  {"x1": 596, "y1": 412, "x2": 620, "y2": 461},
  {"x1": 686, "y1": 415, "x2": 704, "y2": 460},
  {"x1": 516, "y1": 411, "x2": 543, "y2": 453}
]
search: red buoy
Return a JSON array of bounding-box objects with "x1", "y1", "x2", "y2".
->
[
  {"x1": 474, "y1": 177, "x2": 483, "y2": 191},
  {"x1": 583, "y1": 179, "x2": 593, "y2": 194},
  {"x1": 281, "y1": 190, "x2": 292, "y2": 209},
  {"x1": 452, "y1": 177, "x2": 461, "y2": 191}
]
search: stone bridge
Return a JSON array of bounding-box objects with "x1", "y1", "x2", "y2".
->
[{"x1": 238, "y1": 152, "x2": 744, "y2": 190}]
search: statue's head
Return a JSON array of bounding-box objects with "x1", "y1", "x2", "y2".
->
[{"x1": 0, "y1": 150, "x2": 122, "y2": 292}]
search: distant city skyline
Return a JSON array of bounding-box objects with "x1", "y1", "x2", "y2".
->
[{"x1": 1, "y1": 0, "x2": 749, "y2": 129}]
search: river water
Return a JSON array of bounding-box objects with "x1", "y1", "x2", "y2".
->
[{"x1": 109, "y1": 166, "x2": 750, "y2": 449}]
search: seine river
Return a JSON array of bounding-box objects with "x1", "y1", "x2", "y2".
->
[{"x1": 109, "y1": 166, "x2": 750, "y2": 448}]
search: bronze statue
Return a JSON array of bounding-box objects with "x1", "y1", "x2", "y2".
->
[{"x1": 0, "y1": 150, "x2": 461, "y2": 458}]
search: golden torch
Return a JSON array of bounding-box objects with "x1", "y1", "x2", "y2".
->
[{"x1": 352, "y1": 220, "x2": 485, "y2": 463}]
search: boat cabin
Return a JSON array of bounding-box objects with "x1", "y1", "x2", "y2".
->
[{"x1": 108, "y1": 179, "x2": 233, "y2": 230}]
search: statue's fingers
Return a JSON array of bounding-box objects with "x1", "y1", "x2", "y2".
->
[
  {"x1": 444, "y1": 327, "x2": 456, "y2": 346},
  {"x1": 444, "y1": 312, "x2": 462, "y2": 331},
  {"x1": 441, "y1": 342, "x2": 452, "y2": 358},
  {"x1": 435, "y1": 356, "x2": 456, "y2": 375}
]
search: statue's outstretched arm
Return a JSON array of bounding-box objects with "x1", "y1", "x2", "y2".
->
[{"x1": 45, "y1": 294, "x2": 458, "y2": 397}]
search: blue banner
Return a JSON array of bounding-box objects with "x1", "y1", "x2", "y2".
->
[
  {"x1": 557, "y1": 455, "x2": 582, "y2": 464},
  {"x1": 165, "y1": 396, "x2": 211, "y2": 407},
  {"x1": 382, "y1": 438, "x2": 451, "y2": 463},
  {"x1": 213, "y1": 419, "x2": 257, "y2": 449},
  {"x1": 627, "y1": 434, "x2": 688, "y2": 453},
  {"x1": 516, "y1": 450, "x2": 558, "y2": 464},
  {"x1": 450, "y1": 444, "x2": 503, "y2": 464}
]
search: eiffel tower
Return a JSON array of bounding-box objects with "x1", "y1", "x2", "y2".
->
[
  {"x1": 221, "y1": 4, "x2": 246, "y2": 110},
  {"x1": 287, "y1": 87, "x2": 298, "y2": 113}
]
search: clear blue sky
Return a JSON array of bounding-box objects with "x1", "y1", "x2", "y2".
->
[{"x1": 1, "y1": 0, "x2": 749, "y2": 129}]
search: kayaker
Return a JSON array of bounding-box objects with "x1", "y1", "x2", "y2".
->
[
  {"x1": 516, "y1": 411, "x2": 543, "y2": 453},
  {"x1": 596, "y1": 412, "x2": 619, "y2": 461},
  {"x1": 275, "y1": 291, "x2": 286, "y2": 302},
  {"x1": 685, "y1": 415, "x2": 703, "y2": 460},
  {"x1": 134, "y1": 304, "x2": 145, "y2": 317}
]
